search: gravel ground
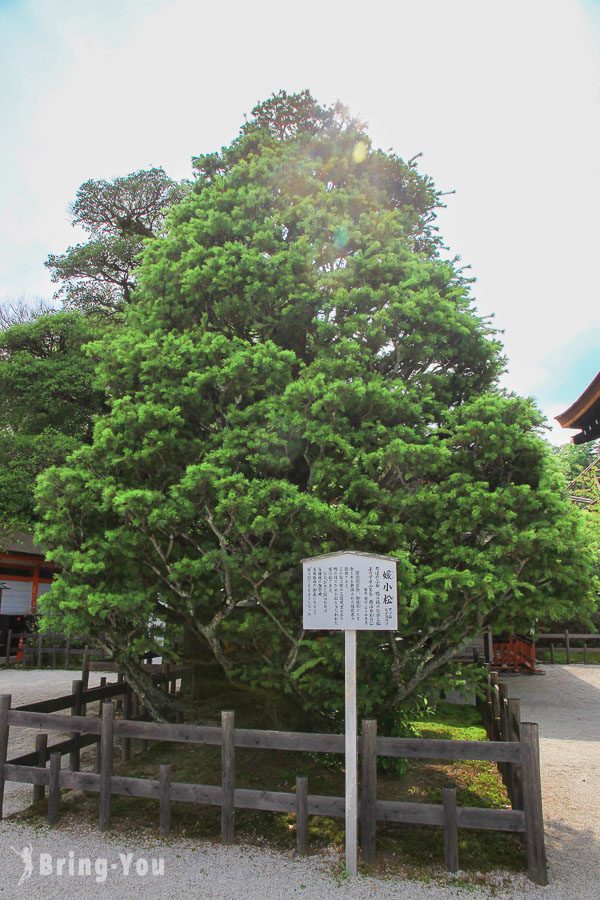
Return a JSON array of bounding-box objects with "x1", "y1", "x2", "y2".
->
[
  {"x1": 500, "y1": 664, "x2": 600, "y2": 899},
  {"x1": 0, "y1": 668, "x2": 113, "y2": 817},
  {"x1": 0, "y1": 666, "x2": 598, "y2": 898},
  {"x1": 0, "y1": 822, "x2": 532, "y2": 900}
]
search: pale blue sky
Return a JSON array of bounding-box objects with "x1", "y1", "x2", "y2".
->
[{"x1": 1, "y1": 0, "x2": 599, "y2": 443}]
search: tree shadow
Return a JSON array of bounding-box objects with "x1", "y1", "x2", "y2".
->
[{"x1": 544, "y1": 817, "x2": 600, "y2": 893}]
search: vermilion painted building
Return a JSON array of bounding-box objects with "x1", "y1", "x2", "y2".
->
[{"x1": 0, "y1": 531, "x2": 57, "y2": 624}]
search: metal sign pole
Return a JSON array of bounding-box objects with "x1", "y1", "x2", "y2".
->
[{"x1": 345, "y1": 628, "x2": 358, "y2": 876}]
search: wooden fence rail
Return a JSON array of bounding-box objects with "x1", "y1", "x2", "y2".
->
[
  {"x1": 0, "y1": 631, "x2": 99, "y2": 668},
  {"x1": 535, "y1": 632, "x2": 600, "y2": 665},
  {"x1": 475, "y1": 671, "x2": 546, "y2": 884},
  {"x1": 0, "y1": 685, "x2": 548, "y2": 884},
  {"x1": 4, "y1": 662, "x2": 186, "y2": 771}
]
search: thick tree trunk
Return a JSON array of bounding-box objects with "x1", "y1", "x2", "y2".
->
[
  {"x1": 114, "y1": 654, "x2": 177, "y2": 722},
  {"x1": 97, "y1": 633, "x2": 179, "y2": 722}
]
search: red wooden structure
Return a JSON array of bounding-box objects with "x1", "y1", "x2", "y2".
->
[
  {"x1": 492, "y1": 634, "x2": 538, "y2": 674},
  {"x1": 0, "y1": 532, "x2": 57, "y2": 650}
]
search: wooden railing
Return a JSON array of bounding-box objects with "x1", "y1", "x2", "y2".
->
[
  {"x1": 492, "y1": 635, "x2": 536, "y2": 673},
  {"x1": 477, "y1": 670, "x2": 526, "y2": 810},
  {"x1": 535, "y1": 632, "x2": 600, "y2": 664},
  {"x1": 0, "y1": 679, "x2": 548, "y2": 884},
  {"x1": 0, "y1": 631, "x2": 98, "y2": 668}
]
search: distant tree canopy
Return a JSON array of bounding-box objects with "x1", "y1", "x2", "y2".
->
[
  {"x1": 46, "y1": 168, "x2": 186, "y2": 316},
  {"x1": 0, "y1": 297, "x2": 54, "y2": 331},
  {"x1": 552, "y1": 440, "x2": 599, "y2": 482},
  {"x1": 543, "y1": 442, "x2": 600, "y2": 632},
  {"x1": 0, "y1": 312, "x2": 105, "y2": 529},
  {"x1": 0, "y1": 169, "x2": 185, "y2": 529},
  {"x1": 36, "y1": 92, "x2": 597, "y2": 723}
]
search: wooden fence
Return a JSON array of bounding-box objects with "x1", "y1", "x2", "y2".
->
[
  {"x1": 0, "y1": 675, "x2": 548, "y2": 884},
  {"x1": 535, "y1": 632, "x2": 600, "y2": 664},
  {"x1": 0, "y1": 631, "x2": 99, "y2": 669},
  {"x1": 477, "y1": 670, "x2": 527, "y2": 810}
]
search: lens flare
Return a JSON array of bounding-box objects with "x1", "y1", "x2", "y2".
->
[{"x1": 352, "y1": 141, "x2": 367, "y2": 164}]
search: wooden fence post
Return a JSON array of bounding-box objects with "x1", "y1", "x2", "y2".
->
[
  {"x1": 70, "y1": 679, "x2": 83, "y2": 771},
  {"x1": 96, "y1": 678, "x2": 106, "y2": 774},
  {"x1": 33, "y1": 733, "x2": 48, "y2": 803},
  {"x1": 443, "y1": 787, "x2": 459, "y2": 872},
  {"x1": 159, "y1": 764, "x2": 172, "y2": 837},
  {"x1": 498, "y1": 682, "x2": 509, "y2": 786},
  {"x1": 81, "y1": 648, "x2": 90, "y2": 714},
  {"x1": 507, "y1": 698, "x2": 522, "y2": 809},
  {"x1": 122, "y1": 687, "x2": 132, "y2": 762},
  {"x1": 0, "y1": 694, "x2": 11, "y2": 819},
  {"x1": 520, "y1": 722, "x2": 548, "y2": 885},
  {"x1": 116, "y1": 673, "x2": 124, "y2": 712},
  {"x1": 99, "y1": 701, "x2": 114, "y2": 831},
  {"x1": 48, "y1": 752, "x2": 61, "y2": 824},
  {"x1": 483, "y1": 672, "x2": 493, "y2": 738},
  {"x1": 295, "y1": 775, "x2": 308, "y2": 855},
  {"x1": 221, "y1": 710, "x2": 235, "y2": 843},
  {"x1": 550, "y1": 643, "x2": 555, "y2": 664},
  {"x1": 498, "y1": 683, "x2": 509, "y2": 741},
  {"x1": 81, "y1": 647, "x2": 90, "y2": 687},
  {"x1": 5, "y1": 629, "x2": 12, "y2": 667},
  {"x1": 490, "y1": 673, "x2": 501, "y2": 740},
  {"x1": 583, "y1": 642, "x2": 587, "y2": 665},
  {"x1": 361, "y1": 719, "x2": 377, "y2": 864},
  {"x1": 565, "y1": 630, "x2": 571, "y2": 665},
  {"x1": 37, "y1": 634, "x2": 43, "y2": 669},
  {"x1": 65, "y1": 637, "x2": 71, "y2": 668}
]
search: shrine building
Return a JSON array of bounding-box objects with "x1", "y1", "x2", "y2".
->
[{"x1": 556, "y1": 370, "x2": 600, "y2": 444}]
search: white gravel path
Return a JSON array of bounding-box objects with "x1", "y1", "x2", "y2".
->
[
  {"x1": 0, "y1": 666, "x2": 598, "y2": 898},
  {"x1": 0, "y1": 668, "x2": 114, "y2": 817},
  {"x1": 500, "y1": 665, "x2": 600, "y2": 899}
]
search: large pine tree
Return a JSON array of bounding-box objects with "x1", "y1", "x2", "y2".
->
[{"x1": 36, "y1": 92, "x2": 597, "y2": 723}]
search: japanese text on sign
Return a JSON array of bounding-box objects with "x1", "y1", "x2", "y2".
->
[{"x1": 302, "y1": 552, "x2": 397, "y2": 631}]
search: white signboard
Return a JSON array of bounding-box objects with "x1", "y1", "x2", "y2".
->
[{"x1": 302, "y1": 551, "x2": 397, "y2": 631}]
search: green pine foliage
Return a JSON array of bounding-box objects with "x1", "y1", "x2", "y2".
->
[
  {"x1": 552, "y1": 440, "x2": 599, "y2": 482},
  {"x1": 0, "y1": 311, "x2": 105, "y2": 529},
  {"x1": 35, "y1": 92, "x2": 598, "y2": 725},
  {"x1": 46, "y1": 168, "x2": 186, "y2": 316}
]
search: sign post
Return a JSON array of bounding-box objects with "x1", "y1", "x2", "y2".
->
[
  {"x1": 302, "y1": 551, "x2": 398, "y2": 876},
  {"x1": 345, "y1": 627, "x2": 357, "y2": 874}
]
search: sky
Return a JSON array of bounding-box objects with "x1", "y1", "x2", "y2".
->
[{"x1": 1, "y1": 0, "x2": 599, "y2": 444}]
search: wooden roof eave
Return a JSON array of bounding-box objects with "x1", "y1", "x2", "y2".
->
[{"x1": 556, "y1": 371, "x2": 600, "y2": 429}]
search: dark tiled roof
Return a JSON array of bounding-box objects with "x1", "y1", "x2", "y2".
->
[{"x1": 0, "y1": 530, "x2": 46, "y2": 557}]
